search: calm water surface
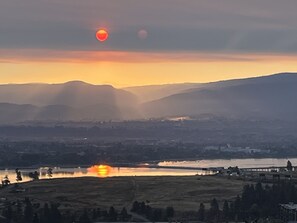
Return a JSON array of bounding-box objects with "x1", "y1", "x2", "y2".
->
[
  {"x1": 0, "y1": 158, "x2": 295, "y2": 183},
  {"x1": 158, "y1": 158, "x2": 297, "y2": 168}
]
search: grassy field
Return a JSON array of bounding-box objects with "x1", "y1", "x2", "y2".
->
[{"x1": 0, "y1": 176, "x2": 249, "y2": 211}]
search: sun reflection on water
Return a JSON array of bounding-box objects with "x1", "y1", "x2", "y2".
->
[{"x1": 87, "y1": 165, "x2": 112, "y2": 178}]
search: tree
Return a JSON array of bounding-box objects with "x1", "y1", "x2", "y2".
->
[
  {"x1": 234, "y1": 195, "x2": 241, "y2": 219},
  {"x1": 131, "y1": 201, "x2": 140, "y2": 212},
  {"x1": 120, "y1": 207, "x2": 129, "y2": 221},
  {"x1": 255, "y1": 182, "x2": 264, "y2": 205},
  {"x1": 79, "y1": 210, "x2": 91, "y2": 223},
  {"x1": 108, "y1": 206, "x2": 118, "y2": 221},
  {"x1": 32, "y1": 213, "x2": 40, "y2": 223},
  {"x1": 166, "y1": 206, "x2": 175, "y2": 219},
  {"x1": 287, "y1": 160, "x2": 293, "y2": 171},
  {"x1": 223, "y1": 200, "x2": 229, "y2": 221},
  {"x1": 152, "y1": 209, "x2": 163, "y2": 222},
  {"x1": 14, "y1": 200, "x2": 23, "y2": 223},
  {"x1": 2, "y1": 175, "x2": 10, "y2": 187},
  {"x1": 2, "y1": 206, "x2": 12, "y2": 223},
  {"x1": 210, "y1": 198, "x2": 220, "y2": 222},
  {"x1": 198, "y1": 203, "x2": 205, "y2": 221},
  {"x1": 15, "y1": 168, "x2": 23, "y2": 182},
  {"x1": 139, "y1": 202, "x2": 146, "y2": 214},
  {"x1": 92, "y1": 208, "x2": 98, "y2": 220},
  {"x1": 210, "y1": 198, "x2": 219, "y2": 212},
  {"x1": 24, "y1": 199, "x2": 33, "y2": 223},
  {"x1": 242, "y1": 184, "x2": 254, "y2": 209},
  {"x1": 50, "y1": 204, "x2": 62, "y2": 223},
  {"x1": 95, "y1": 208, "x2": 101, "y2": 219},
  {"x1": 28, "y1": 171, "x2": 39, "y2": 181},
  {"x1": 41, "y1": 203, "x2": 51, "y2": 223},
  {"x1": 47, "y1": 168, "x2": 53, "y2": 178},
  {"x1": 249, "y1": 203, "x2": 260, "y2": 220},
  {"x1": 144, "y1": 205, "x2": 153, "y2": 220}
]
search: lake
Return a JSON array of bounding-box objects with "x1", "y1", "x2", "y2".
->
[
  {"x1": 0, "y1": 158, "x2": 295, "y2": 183},
  {"x1": 158, "y1": 158, "x2": 297, "y2": 168}
]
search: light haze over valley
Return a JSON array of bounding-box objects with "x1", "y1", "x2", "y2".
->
[{"x1": 0, "y1": 72, "x2": 296, "y2": 123}]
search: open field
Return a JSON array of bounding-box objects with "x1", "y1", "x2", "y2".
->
[{"x1": 0, "y1": 176, "x2": 249, "y2": 211}]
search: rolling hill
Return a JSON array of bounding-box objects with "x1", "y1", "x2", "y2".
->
[
  {"x1": 0, "y1": 73, "x2": 297, "y2": 123},
  {"x1": 0, "y1": 81, "x2": 140, "y2": 123},
  {"x1": 142, "y1": 73, "x2": 297, "y2": 120}
]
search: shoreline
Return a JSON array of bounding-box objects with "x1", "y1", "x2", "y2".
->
[{"x1": 0, "y1": 156, "x2": 296, "y2": 170}]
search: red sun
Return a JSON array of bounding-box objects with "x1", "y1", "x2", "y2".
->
[{"x1": 96, "y1": 29, "x2": 109, "y2": 42}]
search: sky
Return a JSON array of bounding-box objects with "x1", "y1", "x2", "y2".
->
[{"x1": 1, "y1": 0, "x2": 297, "y2": 87}]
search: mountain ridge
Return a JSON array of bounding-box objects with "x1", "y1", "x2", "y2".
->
[
  {"x1": 0, "y1": 81, "x2": 141, "y2": 123},
  {"x1": 142, "y1": 72, "x2": 297, "y2": 120},
  {"x1": 0, "y1": 72, "x2": 296, "y2": 123}
]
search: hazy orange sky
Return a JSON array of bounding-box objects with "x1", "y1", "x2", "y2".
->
[
  {"x1": 1, "y1": 0, "x2": 297, "y2": 87},
  {"x1": 0, "y1": 52, "x2": 296, "y2": 87}
]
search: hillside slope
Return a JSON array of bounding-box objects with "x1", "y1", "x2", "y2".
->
[{"x1": 143, "y1": 73, "x2": 297, "y2": 120}]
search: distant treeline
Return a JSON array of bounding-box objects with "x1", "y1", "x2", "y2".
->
[
  {"x1": 1, "y1": 198, "x2": 174, "y2": 223},
  {"x1": 196, "y1": 181, "x2": 297, "y2": 222}
]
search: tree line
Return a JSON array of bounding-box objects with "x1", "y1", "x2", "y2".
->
[
  {"x1": 1, "y1": 198, "x2": 132, "y2": 223},
  {"x1": 196, "y1": 181, "x2": 297, "y2": 222},
  {"x1": 1, "y1": 198, "x2": 175, "y2": 223},
  {"x1": 2, "y1": 180, "x2": 296, "y2": 222}
]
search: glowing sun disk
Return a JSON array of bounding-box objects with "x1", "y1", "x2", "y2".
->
[{"x1": 96, "y1": 29, "x2": 109, "y2": 42}]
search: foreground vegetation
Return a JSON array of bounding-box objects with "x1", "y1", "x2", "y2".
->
[
  {"x1": 0, "y1": 176, "x2": 246, "y2": 222},
  {"x1": 0, "y1": 176, "x2": 247, "y2": 211},
  {"x1": 0, "y1": 175, "x2": 295, "y2": 222}
]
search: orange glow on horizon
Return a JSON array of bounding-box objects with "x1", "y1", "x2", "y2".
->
[
  {"x1": 88, "y1": 165, "x2": 111, "y2": 177},
  {"x1": 1, "y1": 49, "x2": 297, "y2": 87}
]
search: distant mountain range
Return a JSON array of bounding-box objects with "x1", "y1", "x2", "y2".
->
[
  {"x1": 142, "y1": 73, "x2": 297, "y2": 120},
  {"x1": 0, "y1": 73, "x2": 296, "y2": 123},
  {"x1": 0, "y1": 81, "x2": 140, "y2": 123}
]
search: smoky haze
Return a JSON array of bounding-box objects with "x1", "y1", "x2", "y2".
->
[
  {"x1": 0, "y1": 73, "x2": 296, "y2": 123},
  {"x1": 1, "y1": 0, "x2": 297, "y2": 55}
]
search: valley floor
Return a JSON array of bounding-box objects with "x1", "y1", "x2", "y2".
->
[{"x1": 0, "y1": 175, "x2": 248, "y2": 212}]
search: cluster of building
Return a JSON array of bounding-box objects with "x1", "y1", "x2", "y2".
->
[{"x1": 204, "y1": 144, "x2": 271, "y2": 155}]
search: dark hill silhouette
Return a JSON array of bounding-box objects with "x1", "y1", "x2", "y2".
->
[
  {"x1": 142, "y1": 73, "x2": 297, "y2": 120},
  {"x1": 0, "y1": 73, "x2": 297, "y2": 123},
  {"x1": 0, "y1": 81, "x2": 140, "y2": 122}
]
